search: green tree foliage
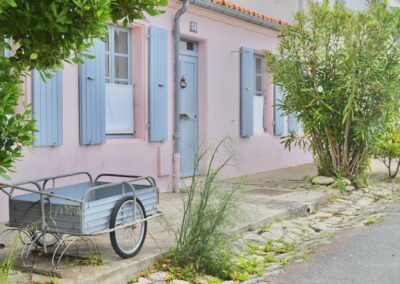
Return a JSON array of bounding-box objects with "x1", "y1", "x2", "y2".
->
[
  {"x1": 266, "y1": 0, "x2": 400, "y2": 182},
  {"x1": 374, "y1": 115, "x2": 400, "y2": 179},
  {"x1": 0, "y1": 0, "x2": 167, "y2": 178}
]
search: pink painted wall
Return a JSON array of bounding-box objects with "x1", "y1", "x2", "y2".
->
[{"x1": 0, "y1": 1, "x2": 312, "y2": 221}]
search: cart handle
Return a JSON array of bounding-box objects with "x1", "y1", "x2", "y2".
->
[
  {"x1": 0, "y1": 183, "x2": 83, "y2": 204},
  {"x1": 0, "y1": 180, "x2": 42, "y2": 198},
  {"x1": 94, "y1": 173, "x2": 156, "y2": 188},
  {"x1": 82, "y1": 176, "x2": 156, "y2": 203},
  {"x1": 41, "y1": 172, "x2": 93, "y2": 190}
]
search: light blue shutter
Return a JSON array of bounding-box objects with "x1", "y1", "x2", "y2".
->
[
  {"x1": 274, "y1": 85, "x2": 285, "y2": 136},
  {"x1": 79, "y1": 39, "x2": 106, "y2": 145},
  {"x1": 3, "y1": 39, "x2": 11, "y2": 57},
  {"x1": 32, "y1": 70, "x2": 63, "y2": 146},
  {"x1": 288, "y1": 113, "x2": 299, "y2": 133},
  {"x1": 148, "y1": 26, "x2": 168, "y2": 142},
  {"x1": 240, "y1": 47, "x2": 254, "y2": 138}
]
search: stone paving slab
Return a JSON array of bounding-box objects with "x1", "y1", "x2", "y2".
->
[{"x1": 0, "y1": 163, "x2": 332, "y2": 284}]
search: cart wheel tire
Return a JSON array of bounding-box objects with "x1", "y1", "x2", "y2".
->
[{"x1": 109, "y1": 196, "x2": 147, "y2": 258}]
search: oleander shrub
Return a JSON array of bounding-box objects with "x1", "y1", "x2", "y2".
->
[{"x1": 266, "y1": 0, "x2": 400, "y2": 183}]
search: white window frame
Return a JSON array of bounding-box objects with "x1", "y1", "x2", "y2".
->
[
  {"x1": 105, "y1": 25, "x2": 134, "y2": 135},
  {"x1": 106, "y1": 25, "x2": 132, "y2": 85},
  {"x1": 253, "y1": 54, "x2": 266, "y2": 134}
]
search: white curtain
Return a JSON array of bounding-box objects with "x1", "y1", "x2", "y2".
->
[{"x1": 105, "y1": 84, "x2": 134, "y2": 134}]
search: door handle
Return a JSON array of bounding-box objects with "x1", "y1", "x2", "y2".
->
[
  {"x1": 158, "y1": 83, "x2": 165, "y2": 88},
  {"x1": 179, "y1": 113, "x2": 190, "y2": 120},
  {"x1": 87, "y1": 76, "x2": 95, "y2": 80}
]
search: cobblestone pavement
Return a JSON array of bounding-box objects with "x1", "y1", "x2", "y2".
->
[
  {"x1": 237, "y1": 182, "x2": 397, "y2": 284},
  {"x1": 136, "y1": 176, "x2": 399, "y2": 284},
  {"x1": 269, "y1": 200, "x2": 400, "y2": 284}
]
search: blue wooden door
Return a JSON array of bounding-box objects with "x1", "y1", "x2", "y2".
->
[{"x1": 179, "y1": 41, "x2": 198, "y2": 177}]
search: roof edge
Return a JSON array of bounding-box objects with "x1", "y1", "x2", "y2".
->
[{"x1": 191, "y1": 0, "x2": 285, "y2": 31}]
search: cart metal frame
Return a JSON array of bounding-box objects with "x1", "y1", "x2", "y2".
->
[{"x1": 0, "y1": 172, "x2": 162, "y2": 269}]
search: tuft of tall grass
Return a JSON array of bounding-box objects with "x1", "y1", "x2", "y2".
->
[
  {"x1": 0, "y1": 237, "x2": 18, "y2": 283},
  {"x1": 167, "y1": 138, "x2": 241, "y2": 279}
]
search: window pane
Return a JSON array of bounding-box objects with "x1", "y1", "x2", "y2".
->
[
  {"x1": 255, "y1": 57, "x2": 263, "y2": 74},
  {"x1": 115, "y1": 55, "x2": 129, "y2": 81},
  {"x1": 187, "y1": 42, "x2": 194, "y2": 51},
  {"x1": 256, "y1": 76, "x2": 262, "y2": 93},
  {"x1": 105, "y1": 32, "x2": 109, "y2": 52},
  {"x1": 114, "y1": 30, "x2": 128, "y2": 54},
  {"x1": 115, "y1": 80, "x2": 129, "y2": 85},
  {"x1": 179, "y1": 40, "x2": 187, "y2": 51},
  {"x1": 105, "y1": 54, "x2": 110, "y2": 78}
]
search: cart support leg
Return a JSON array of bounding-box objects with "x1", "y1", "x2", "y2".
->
[{"x1": 40, "y1": 195, "x2": 47, "y2": 253}]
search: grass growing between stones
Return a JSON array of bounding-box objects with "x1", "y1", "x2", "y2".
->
[
  {"x1": 63, "y1": 249, "x2": 103, "y2": 266},
  {"x1": 0, "y1": 239, "x2": 17, "y2": 283},
  {"x1": 365, "y1": 215, "x2": 385, "y2": 225}
]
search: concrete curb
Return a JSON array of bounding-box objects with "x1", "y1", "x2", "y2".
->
[{"x1": 237, "y1": 192, "x2": 334, "y2": 234}]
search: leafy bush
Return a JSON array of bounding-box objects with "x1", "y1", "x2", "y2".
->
[
  {"x1": 0, "y1": 60, "x2": 35, "y2": 179},
  {"x1": 166, "y1": 139, "x2": 240, "y2": 280},
  {"x1": 374, "y1": 118, "x2": 400, "y2": 179},
  {"x1": 266, "y1": 0, "x2": 400, "y2": 182}
]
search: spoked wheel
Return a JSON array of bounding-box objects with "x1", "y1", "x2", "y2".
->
[
  {"x1": 109, "y1": 197, "x2": 147, "y2": 258},
  {"x1": 31, "y1": 232, "x2": 62, "y2": 248}
]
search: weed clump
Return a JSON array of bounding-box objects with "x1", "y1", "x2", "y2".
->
[{"x1": 163, "y1": 139, "x2": 241, "y2": 280}]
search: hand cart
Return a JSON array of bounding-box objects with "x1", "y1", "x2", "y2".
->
[{"x1": 0, "y1": 172, "x2": 162, "y2": 268}]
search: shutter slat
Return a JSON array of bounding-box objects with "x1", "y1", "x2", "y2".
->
[
  {"x1": 79, "y1": 39, "x2": 106, "y2": 145},
  {"x1": 240, "y1": 47, "x2": 254, "y2": 138},
  {"x1": 274, "y1": 85, "x2": 285, "y2": 136},
  {"x1": 288, "y1": 113, "x2": 299, "y2": 133},
  {"x1": 32, "y1": 70, "x2": 63, "y2": 146},
  {"x1": 149, "y1": 26, "x2": 168, "y2": 142}
]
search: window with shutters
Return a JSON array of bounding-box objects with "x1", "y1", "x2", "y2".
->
[
  {"x1": 253, "y1": 55, "x2": 265, "y2": 134},
  {"x1": 105, "y1": 25, "x2": 134, "y2": 135}
]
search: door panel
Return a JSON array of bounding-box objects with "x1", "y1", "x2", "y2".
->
[{"x1": 179, "y1": 54, "x2": 198, "y2": 177}]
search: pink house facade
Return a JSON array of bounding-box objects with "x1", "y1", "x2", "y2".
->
[{"x1": 0, "y1": 0, "x2": 312, "y2": 221}]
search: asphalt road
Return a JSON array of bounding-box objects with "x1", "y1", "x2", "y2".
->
[{"x1": 269, "y1": 201, "x2": 400, "y2": 284}]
